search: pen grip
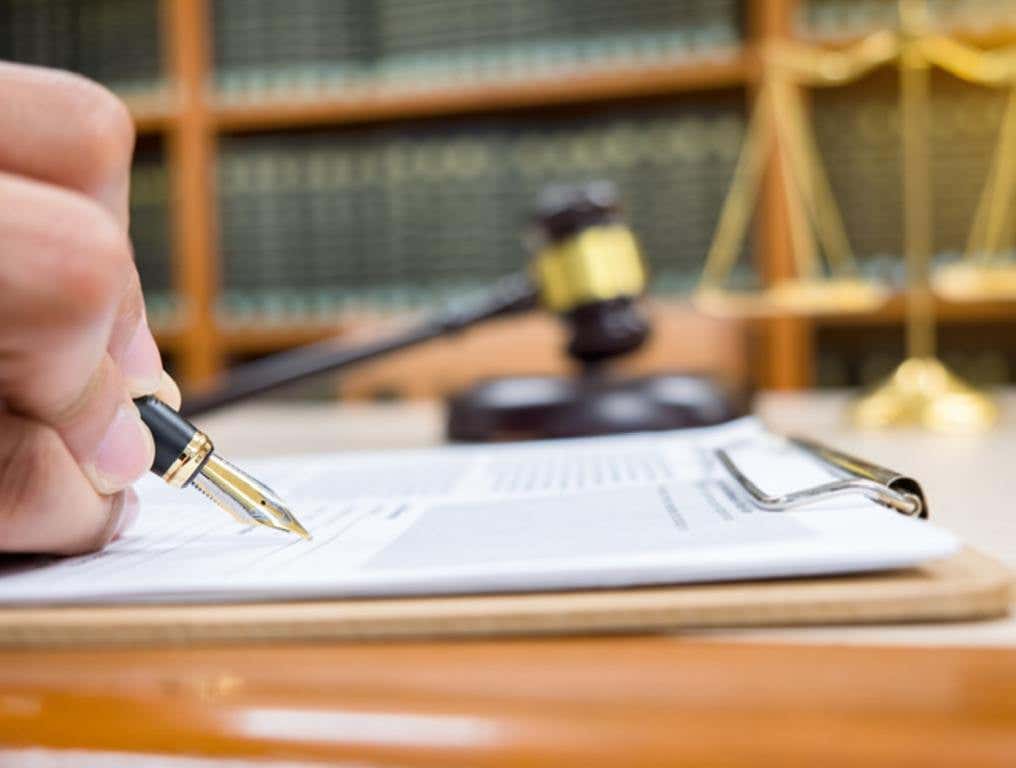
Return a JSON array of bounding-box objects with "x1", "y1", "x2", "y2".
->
[{"x1": 134, "y1": 395, "x2": 210, "y2": 481}]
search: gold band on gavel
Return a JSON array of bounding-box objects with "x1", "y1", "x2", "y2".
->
[{"x1": 532, "y1": 224, "x2": 647, "y2": 313}]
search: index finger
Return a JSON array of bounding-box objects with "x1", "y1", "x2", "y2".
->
[
  {"x1": 0, "y1": 61, "x2": 134, "y2": 228},
  {"x1": 0, "y1": 61, "x2": 163, "y2": 395}
]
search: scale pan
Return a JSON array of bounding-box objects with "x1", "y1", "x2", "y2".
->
[{"x1": 694, "y1": 278, "x2": 888, "y2": 318}]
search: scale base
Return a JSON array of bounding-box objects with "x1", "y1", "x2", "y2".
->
[
  {"x1": 447, "y1": 373, "x2": 746, "y2": 442},
  {"x1": 852, "y1": 357, "x2": 998, "y2": 433}
]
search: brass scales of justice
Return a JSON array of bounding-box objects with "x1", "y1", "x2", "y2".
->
[{"x1": 693, "y1": 0, "x2": 1016, "y2": 433}]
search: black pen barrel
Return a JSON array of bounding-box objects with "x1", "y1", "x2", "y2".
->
[{"x1": 134, "y1": 395, "x2": 214, "y2": 489}]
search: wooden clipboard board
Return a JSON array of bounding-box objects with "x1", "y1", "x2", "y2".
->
[{"x1": 0, "y1": 547, "x2": 1007, "y2": 648}]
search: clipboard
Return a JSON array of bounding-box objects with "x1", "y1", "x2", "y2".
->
[
  {"x1": 0, "y1": 438, "x2": 1008, "y2": 648},
  {"x1": 716, "y1": 436, "x2": 928, "y2": 518}
]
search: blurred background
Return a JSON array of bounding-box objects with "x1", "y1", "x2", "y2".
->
[{"x1": 3, "y1": 0, "x2": 1016, "y2": 402}]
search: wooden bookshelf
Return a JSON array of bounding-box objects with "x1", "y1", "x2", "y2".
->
[
  {"x1": 213, "y1": 53, "x2": 749, "y2": 133},
  {"x1": 814, "y1": 295, "x2": 1016, "y2": 326},
  {"x1": 749, "y1": 0, "x2": 813, "y2": 389},
  {"x1": 151, "y1": 0, "x2": 770, "y2": 390},
  {"x1": 162, "y1": 0, "x2": 219, "y2": 384},
  {"x1": 122, "y1": 90, "x2": 177, "y2": 134},
  {"x1": 148, "y1": 0, "x2": 1015, "y2": 394}
]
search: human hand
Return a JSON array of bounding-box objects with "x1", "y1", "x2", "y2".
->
[{"x1": 0, "y1": 62, "x2": 180, "y2": 554}]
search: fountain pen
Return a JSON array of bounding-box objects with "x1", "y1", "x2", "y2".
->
[{"x1": 133, "y1": 395, "x2": 311, "y2": 539}]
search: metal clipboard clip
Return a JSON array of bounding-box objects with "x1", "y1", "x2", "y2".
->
[{"x1": 716, "y1": 437, "x2": 927, "y2": 519}]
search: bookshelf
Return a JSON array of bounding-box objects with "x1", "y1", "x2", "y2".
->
[
  {"x1": 212, "y1": 53, "x2": 750, "y2": 133},
  {"x1": 84, "y1": 1, "x2": 1016, "y2": 390},
  {"x1": 132, "y1": 0, "x2": 778, "y2": 389},
  {"x1": 121, "y1": 91, "x2": 177, "y2": 133}
]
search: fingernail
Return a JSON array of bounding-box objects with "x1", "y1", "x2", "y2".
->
[
  {"x1": 155, "y1": 370, "x2": 182, "y2": 411},
  {"x1": 122, "y1": 322, "x2": 162, "y2": 395},
  {"x1": 113, "y1": 488, "x2": 140, "y2": 541},
  {"x1": 87, "y1": 404, "x2": 155, "y2": 494}
]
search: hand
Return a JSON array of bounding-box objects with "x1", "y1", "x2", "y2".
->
[{"x1": 0, "y1": 62, "x2": 180, "y2": 554}]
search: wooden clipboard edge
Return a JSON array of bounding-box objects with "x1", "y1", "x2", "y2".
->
[{"x1": 0, "y1": 547, "x2": 1009, "y2": 648}]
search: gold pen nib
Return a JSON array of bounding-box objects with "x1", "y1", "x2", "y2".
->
[{"x1": 190, "y1": 453, "x2": 311, "y2": 539}]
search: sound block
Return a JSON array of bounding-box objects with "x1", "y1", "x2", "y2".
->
[{"x1": 446, "y1": 373, "x2": 748, "y2": 442}]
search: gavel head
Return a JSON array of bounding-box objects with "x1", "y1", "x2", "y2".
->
[{"x1": 530, "y1": 182, "x2": 651, "y2": 364}]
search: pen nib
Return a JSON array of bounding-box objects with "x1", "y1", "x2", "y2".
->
[{"x1": 190, "y1": 453, "x2": 312, "y2": 539}]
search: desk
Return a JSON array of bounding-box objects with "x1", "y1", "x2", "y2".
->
[{"x1": 2, "y1": 392, "x2": 1015, "y2": 766}]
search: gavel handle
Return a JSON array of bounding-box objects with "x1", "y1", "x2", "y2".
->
[{"x1": 180, "y1": 274, "x2": 540, "y2": 418}]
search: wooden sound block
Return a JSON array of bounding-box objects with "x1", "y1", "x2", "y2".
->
[
  {"x1": 446, "y1": 372, "x2": 747, "y2": 441},
  {"x1": 0, "y1": 548, "x2": 1007, "y2": 648}
]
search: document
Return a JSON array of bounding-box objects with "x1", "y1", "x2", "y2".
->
[{"x1": 0, "y1": 418, "x2": 958, "y2": 604}]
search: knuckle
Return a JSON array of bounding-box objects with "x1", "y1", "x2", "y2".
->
[
  {"x1": 43, "y1": 352, "x2": 114, "y2": 431},
  {"x1": 61, "y1": 74, "x2": 136, "y2": 189},
  {"x1": 118, "y1": 267, "x2": 146, "y2": 329},
  {"x1": 56, "y1": 201, "x2": 132, "y2": 318},
  {"x1": 80, "y1": 201, "x2": 133, "y2": 271}
]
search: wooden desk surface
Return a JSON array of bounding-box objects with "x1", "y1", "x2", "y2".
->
[
  {"x1": 3, "y1": 391, "x2": 1016, "y2": 766},
  {"x1": 2, "y1": 639, "x2": 1016, "y2": 767}
]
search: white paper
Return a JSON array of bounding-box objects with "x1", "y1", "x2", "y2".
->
[{"x1": 0, "y1": 417, "x2": 959, "y2": 604}]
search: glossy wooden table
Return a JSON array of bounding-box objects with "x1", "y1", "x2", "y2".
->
[
  {"x1": 3, "y1": 392, "x2": 1016, "y2": 766},
  {"x1": 3, "y1": 639, "x2": 1016, "y2": 766}
]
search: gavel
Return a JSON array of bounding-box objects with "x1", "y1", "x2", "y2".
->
[
  {"x1": 531, "y1": 181, "x2": 650, "y2": 363},
  {"x1": 182, "y1": 181, "x2": 655, "y2": 418}
]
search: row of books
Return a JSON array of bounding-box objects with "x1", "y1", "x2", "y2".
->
[
  {"x1": 0, "y1": 0, "x2": 163, "y2": 95},
  {"x1": 211, "y1": 0, "x2": 742, "y2": 100},
  {"x1": 2, "y1": 0, "x2": 740, "y2": 102},
  {"x1": 7, "y1": 1, "x2": 1016, "y2": 107},
  {"x1": 798, "y1": 0, "x2": 1016, "y2": 38},
  {"x1": 213, "y1": 102, "x2": 745, "y2": 321}
]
